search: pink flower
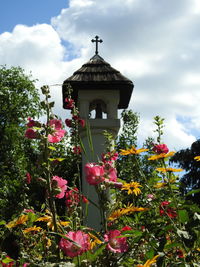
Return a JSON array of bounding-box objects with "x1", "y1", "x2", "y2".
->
[
  {"x1": 25, "y1": 128, "x2": 38, "y2": 139},
  {"x1": 52, "y1": 176, "x2": 67, "y2": 199},
  {"x1": 65, "y1": 98, "x2": 75, "y2": 109},
  {"x1": 65, "y1": 188, "x2": 89, "y2": 208},
  {"x1": 23, "y1": 209, "x2": 35, "y2": 213},
  {"x1": 49, "y1": 119, "x2": 62, "y2": 130},
  {"x1": 147, "y1": 194, "x2": 155, "y2": 201},
  {"x1": 48, "y1": 129, "x2": 66, "y2": 143},
  {"x1": 79, "y1": 119, "x2": 85, "y2": 127},
  {"x1": 121, "y1": 226, "x2": 132, "y2": 232},
  {"x1": 25, "y1": 172, "x2": 31, "y2": 184},
  {"x1": 159, "y1": 201, "x2": 177, "y2": 218},
  {"x1": 102, "y1": 152, "x2": 118, "y2": 163},
  {"x1": 85, "y1": 163, "x2": 105, "y2": 185},
  {"x1": 59, "y1": 230, "x2": 89, "y2": 257},
  {"x1": 27, "y1": 117, "x2": 36, "y2": 128},
  {"x1": 153, "y1": 144, "x2": 169, "y2": 154},
  {"x1": 65, "y1": 119, "x2": 72, "y2": 127},
  {"x1": 73, "y1": 146, "x2": 82, "y2": 155},
  {"x1": 72, "y1": 115, "x2": 79, "y2": 120},
  {"x1": 106, "y1": 166, "x2": 117, "y2": 182},
  {"x1": 104, "y1": 230, "x2": 128, "y2": 253}
]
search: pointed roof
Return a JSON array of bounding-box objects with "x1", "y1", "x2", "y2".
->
[{"x1": 62, "y1": 54, "x2": 134, "y2": 109}]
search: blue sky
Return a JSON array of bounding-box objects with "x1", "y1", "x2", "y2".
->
[
  {"x1": 0, "y1": 0, "x2": 69, "y2": 33},
  {"x1": 1, "y1": 0, "x2": 200, "y2": 151}
]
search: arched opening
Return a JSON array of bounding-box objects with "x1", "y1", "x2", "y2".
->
[{"x1": 89, "y1": 99, "x2": 107, "y2": 119}]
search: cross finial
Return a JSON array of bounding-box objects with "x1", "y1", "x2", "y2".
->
[{"x1": 91, "y1": 36, "x2": 103, "y2": 55}]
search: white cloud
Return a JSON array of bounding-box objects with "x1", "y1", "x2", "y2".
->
[{"x1": 1, "y1": 0, "x2": 200, "y2": 150}]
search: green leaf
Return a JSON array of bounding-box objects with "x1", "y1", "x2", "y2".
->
[
  {"x1": 2, "y1": 257, "x2": 15, "y2": 264},
  {"x1": 145, "y1": 247, "x2": 155, "y2": 259},
  {"x1": 178, "y1": 210, "x2": 189, "y2": 223},
  {"x1": 119, "y1": 230, "x2": 143, "y2": 238},
  {"x1": 0, "y1": 220, "x2": 6, "y2": 225},
  {"x1": 48, "y1": 146, "x2": 56, "y2": 151},
  {"x1": 186, "y1": 188, "x2": 200, "y2": 196},
  {"x1": 164, "y1": 242, "x2": 182, "y2": 250}
]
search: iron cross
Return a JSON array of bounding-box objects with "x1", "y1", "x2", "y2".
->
[{"x1": 91, "y1": 36, "x2": 103, "y2": 55}]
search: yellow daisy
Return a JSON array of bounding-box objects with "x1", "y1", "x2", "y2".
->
[
  {"x1": 121, "y1": 181, "x2": 142, "y2": 195},
  {"x1": 6, "y1": 214, "x2": 28, "y2": 228},
  {"x1": 194, "y1": 156, "x2": 200, "y2": 161},
  {"x1": 36, "y1": 216, "x2": 69, "y2": 230},
  {"x1": 156, "y1": 167, "x2": 183, "y2": 173},
  {"x1": 88, "y1": 233, "x2": 103, "y2": 250},
  {"x1": 120, "y1": 146, "x2": 148, "y2": 155},
  {"x1": 137, "y1": 255, "x2": 159, "y2": 267},
  {"x1": 148, "y1": 151, "x2": 175, "y2": 160},
  {"x1": 108, "y1": 205, "x2": 148, "y2": 221},
  {"x1": 23, "y1": 226, "x2": 42, "y2": 233}
]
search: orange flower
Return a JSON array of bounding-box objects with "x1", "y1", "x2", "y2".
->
[
  {"x1": 148, "y1": 151, "x2": 175, "y2": 160},
  {"x1": 120, "y1": 146, "x2": 148, "y2": 155},
  {"x1": 23, "y1": 226, "x2": 42, "y2": 233},
  {"x1": 121, "y1": 181, "x2": 142, "y2": 195},
  {"x1": 156, "y1": 167, "x2": 183, "y2": 173},
  {"x1": 6, "y1": 214, "x2": 28, "y2": 228},
  {"x1": 137, "y1": 255, "x2": 159, "y2": 267},
  {"x1": 108, "y1": 205, "x2": 148, "y2": 221},
  {"x1": 194, "y1": 156, "x2": 200, "y2": 161}
]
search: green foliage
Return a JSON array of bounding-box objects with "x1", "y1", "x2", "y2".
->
[
  {"x1": 0, "y1": 65, "x2": 42, "y2": 220},
  {"x1": 171, "y1": 139, "x2": 200, "y2": 204}
]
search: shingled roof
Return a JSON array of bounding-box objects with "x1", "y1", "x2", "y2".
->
[{"x1": 62, "y1": 54, "x2": 134, "y2": 109}]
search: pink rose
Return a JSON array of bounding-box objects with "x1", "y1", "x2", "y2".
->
[
  {"x1": 153, "y1": 144, "x2": 169, "y2": 154},
  {"x1": 85, "y1": 163, "x2": 105, "y2": 185},
  {"x1": 104, "y1": 230, "x2": 128, "y2": 253},
  {"x1": 59, "y1": 231, "x2": 89, "y2": 257},
  {"x1": 52, "y1": 176, "x2": 67, "y2": 199}
]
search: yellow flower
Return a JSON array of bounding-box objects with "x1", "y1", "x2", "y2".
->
[
  {"x1": 120, "y1": 146, "x2": 148, "y2": 155},
  {"x1": 88, "y1": 233, "x2": 103, "y2": 250},
  {"x1": 156, "y1": 167, "x2": 183, "y2": 173},
  {"x1": 121, "y1": 181, "x2": 142, "y2": 195},
  {"x1": 148, "y1": 151, "x2": 175, "y2": 160},
  {"x1": 23, "y1": 226, "x2": 42, "y2": 233},
  {"x1": 36, "y1": 216, "x2": 69, "y2": 230},
  {"x1": 137, "y1": 255, "x2": 159, "y2": 267},
  {"x1": 6, "y1": 214, "x2": 28, "y2": 228},
  {"x1": 154, "y1": 182, "x2": 167, "y2": 188},
  {"x1": 60, "y1": 221, "x2": 70, "y2": 227},
  {"x1": 108, "y1": 204, "x2": 148, "y2": 221},
  {"x1": 194, "y1": 156, "x2": 200, "y2": 161}
]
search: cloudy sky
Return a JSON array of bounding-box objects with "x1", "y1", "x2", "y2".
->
[{"x1": 1, "y1": 0, "x2": 200, "y2": 151}]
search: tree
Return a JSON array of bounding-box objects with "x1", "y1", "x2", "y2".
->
[
  {"x1": 171, "y1": 139, "x2": 200, "y2": 204},
  {"x1": 0, "y1": 65, "x2": 42, "y2": 219}
]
